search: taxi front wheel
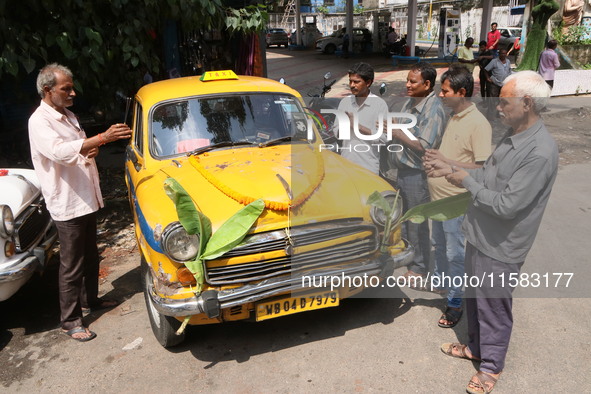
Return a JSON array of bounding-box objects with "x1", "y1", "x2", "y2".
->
[{"x1": 141, "y1": 257, "x2": 186, "y2": 348}]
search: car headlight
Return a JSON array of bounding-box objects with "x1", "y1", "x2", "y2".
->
[
  {"x1": 370, "y1": 191, "x2": 403, "y2": 227},
  {"x1": 0, "y1": 205, "x2": 15, "y2": 238},
  {"x1": 161, "y1": 222, "x2": 200, "y2": 262}
]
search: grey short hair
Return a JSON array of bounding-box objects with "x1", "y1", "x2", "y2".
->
[
  {"x1": 36, "y1": 63, "x2": 73, "y2": 98},
  {"x1": 503, "y1": 71, "x2": 551, "y2": 114}
]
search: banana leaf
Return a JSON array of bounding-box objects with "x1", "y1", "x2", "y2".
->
[
  {"x1": 201, "y1": 199, "x2": 265, "y2": 260},
  {"x1": 163, "y1": 178, "x2": 212, "y2": 255},
  {"x1": 400, "y1": 192, "x2": 471, "y2": 224},
  {"x1": 367, "y1": 191, "x2": 393, "y2": 216}
]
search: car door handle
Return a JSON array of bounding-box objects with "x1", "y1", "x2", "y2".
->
[{"x1": 126, "y1": 145, "x2": 141, "y2": 172}]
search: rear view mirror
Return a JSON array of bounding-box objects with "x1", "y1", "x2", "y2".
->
[{"x1": 324, "y1": 72, "x2": 332, "y2": 80}]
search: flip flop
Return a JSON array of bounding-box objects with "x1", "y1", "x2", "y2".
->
[
  {"x1": 438, "y1": 307, "x2": 463, "y2": 328},
  {"x1": 63, "y1": 326, "x2": 97, "y2": 342}
]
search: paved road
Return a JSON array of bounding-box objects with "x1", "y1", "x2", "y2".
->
[{"x1": 1, "y1": 49, "x2": 590, "y2": 393}]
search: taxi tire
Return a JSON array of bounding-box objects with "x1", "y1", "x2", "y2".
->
[{"x1": 141, "y1": 258, "x2": 186, "y2": 348}]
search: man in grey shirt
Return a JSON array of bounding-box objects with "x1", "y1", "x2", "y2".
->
[{"x1": 426, "y1": 71, "x2": 558, "y2": 393}]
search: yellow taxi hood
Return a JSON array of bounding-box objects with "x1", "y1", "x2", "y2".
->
[{"x1": 159, "y1": 145, "x2": 391, "y2": 232}]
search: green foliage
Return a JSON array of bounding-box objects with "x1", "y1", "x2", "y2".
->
[
  {"x1": 417, "y1": 24, "x2": 425, "y2": 39},
  {"x1": 367, "y1": 190, "x2": 400, "y2": 253},
  {"x1": 164, "y1": 177, "x2": 265, "y2": 294},
  {"x1": 0, "y1": 0, "x2": 267, "y2": 113},
  {"x1": 517, "y1": 0, "x2": 560, "y2": 71},
  {"x1": 367, "y1": 191, "x2": 471, "y2": 253},
  {"x1": 201, "y1": 199, "x2": 265, "y2": 260},
  {"x1": 316, "y1": 5, "x2": 329, "y2": 15},
  {"x1": 225, "y1": 5, "x2": 268, "y2": 34},
  {"x1": 163, "y1": 178, "x2": 212, "y2": 254},
  {"x1": 553, "y1": 22, "x2": 591, "y2": 45},
  {"x1": 399, "y1": 192, "x2": 471, "y2": 224},
  {"x1": 354, "y1": 5, "x2": 364, "y2": 14}
]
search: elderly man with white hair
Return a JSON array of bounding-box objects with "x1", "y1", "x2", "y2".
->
[{"x1": 426, "y1": 71, "x2": 558, "y2": 393}]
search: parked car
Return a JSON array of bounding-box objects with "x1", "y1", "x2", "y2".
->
[
  {"x1": 497, "y1": 26, "x2": 522, "y2": 51},
  {"x1": 125, "y1": 70, "x2": 414, "y2": 347},
  {"x1": 315, "y1": 27, "x2": 372, "y2": 54},
  {"x1": 265, "y1": 28, "x2": 289, "y2": 48},
  {"x1": 0, "y1": 168, "x2": 57, "y2": 301},
  {"x1": 289, "y1": 26, "x2": 323, "y2": 46}
]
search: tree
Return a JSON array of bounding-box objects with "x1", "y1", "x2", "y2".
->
[
  {"x1": 517, "y1": 0, "x2": 560, "y2": 71},
  {"x1": 0, "y1": 0, "x2": 267, "y2": 112}
]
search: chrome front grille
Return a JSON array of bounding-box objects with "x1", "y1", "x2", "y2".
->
[
  {"x1": 206, "y1": 220, "x2": 378, "y2": 285},
  {"x1": 14, "y1": 198, "x2": 51, "y2": 252}
]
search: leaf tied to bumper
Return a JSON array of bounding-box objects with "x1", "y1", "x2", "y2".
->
[
  {"x1": 201, "y1": 199, "x2": 265, "y2": 260},
  {"x1": 163, "y1": 177, "x2": 212, "y2": 254}
]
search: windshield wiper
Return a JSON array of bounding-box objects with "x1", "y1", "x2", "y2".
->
[
  {"x1": 259, "y1": 136, "x2": 293, "y2": 148},
  {"x1": 188, "y1": 141, "x2": 254, "y2": 156}
]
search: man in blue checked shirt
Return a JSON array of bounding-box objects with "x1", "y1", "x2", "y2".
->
[{"x1": 388, "y1": 63, "x2": 447, "y2": 285}]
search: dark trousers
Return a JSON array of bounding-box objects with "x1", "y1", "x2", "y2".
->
[
  {"x1": 54, "y1": 212, "x2": 100, "y2": 331},
  {"x1": 479, "y1": 70, "x2": 489, "y2": 98},
  {"x1": 464, "y1": 243, "x2": 523, "y2": 374},
  {"x1": 397, "y1": 167, "x2": 431, "y2": 275}
]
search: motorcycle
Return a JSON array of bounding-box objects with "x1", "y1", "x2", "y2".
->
[
  {"x1": 383, "y1": 37, "x2": 407, "y2": 58},
  {"x1": 305, "y1": 72, "x2": 340, "y2": 148},
  {"x1": 305, "y1": 73, "x2": 388, "y2": 150}
]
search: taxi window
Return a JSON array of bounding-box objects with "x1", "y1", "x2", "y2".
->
[
  {"x1": 150, "y1": 93, "x2": 313, "y2": 158},
  {"x1": 133, "y1": 102, "x2": 143, "y2": 155}
]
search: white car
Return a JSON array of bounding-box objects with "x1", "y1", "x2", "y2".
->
[
  {"x1": 0, "y1": 168, "x2": 57, "y2": 301},
  {"x1": 315, "y1": 27, "x2": 372, "y2": 54}
]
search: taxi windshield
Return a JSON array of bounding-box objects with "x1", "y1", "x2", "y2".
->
[{"x1": 150, "y1": 93, "x2": 313, "y2": 158}]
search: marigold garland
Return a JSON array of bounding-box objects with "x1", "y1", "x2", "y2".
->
[{"x1": 189, "y1": 152, "x2": 325, "y2": 211}]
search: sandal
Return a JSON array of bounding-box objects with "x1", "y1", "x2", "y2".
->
[
  {"x1": 440, "y1": 343, "x2": 480, "y2": 361},
  {"x1": 466, "y1": 371, "x2": 499, "y2": 394},
  {"x1": 438, "y1": 307, "x2": 463, "y2": 328},
  {"x1": 63, "y1": 326, "x2": 97, "y2": 342}
]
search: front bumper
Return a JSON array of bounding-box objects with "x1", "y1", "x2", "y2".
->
[
  {"x1": 0, "y1": 225, "x2": 58, "y2": 301},
  {"x1": 149, "y1": 239, "x2": 414, "y2": 317}
]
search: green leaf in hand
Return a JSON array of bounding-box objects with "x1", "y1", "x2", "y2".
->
[{"x1": 400, "y1": 192, "x2": 471, "y2": 224}]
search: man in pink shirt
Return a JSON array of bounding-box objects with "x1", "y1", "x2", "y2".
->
[
  {"x1": 487, "y1": 23, "x2": 501, "y2": 58},
  {"x1": 538, "y1": 40, "x2": 561, "y2": 88},
  {"x1": 29, "y1": 63, "x2": 131, "y2": 342}
]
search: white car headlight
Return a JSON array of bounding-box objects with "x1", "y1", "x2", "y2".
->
[
  {"x1": 370, "y1": 191, "x2": 403, "y2": 227},
  {"x1": 161, "y1": 222, "x2": 200, "y2": 262},
  {"x1": 0, "y1": 205, "x2": 15, "y2": 238}
]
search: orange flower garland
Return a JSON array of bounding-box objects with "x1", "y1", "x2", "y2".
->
[{"x1": 188, "y1": 152, "x2": 325, "y2": 211}]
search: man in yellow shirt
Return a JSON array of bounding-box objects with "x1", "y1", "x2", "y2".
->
[
  {"x1": 457, "y1": 37, "x2": 477, "y2": 73},
  {"x1": 423, "y1": 65, "x2": 492, "y2": 328}
]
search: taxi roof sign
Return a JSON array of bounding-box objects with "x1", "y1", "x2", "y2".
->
[{"x1": 200, "y1": 70, "x2": 239, "y2": 82}]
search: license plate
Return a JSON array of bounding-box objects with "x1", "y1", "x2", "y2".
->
[{"x1": 256, "y1": 291, "x2": 339, "y2": 322}]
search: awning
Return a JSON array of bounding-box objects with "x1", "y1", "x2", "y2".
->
[{"x1": 511, "y1": 5, "x2": 525, "y2": 15}]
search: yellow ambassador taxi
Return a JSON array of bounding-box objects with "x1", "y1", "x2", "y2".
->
[{"x1": 125, "y1": 70, "x2": 414, "y2": 347}]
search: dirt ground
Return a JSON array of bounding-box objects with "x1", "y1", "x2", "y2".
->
[{"x1": 543, "y1": 106, "x2": 591, "y2": 166}]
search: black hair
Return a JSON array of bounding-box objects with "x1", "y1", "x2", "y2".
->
[
  {"x1": 441, "y1": 65, "x2": 474, "y2": 97},
  {"x1": 348, "y1": 62, "x2": 375, "y2": 83},
  {"x1": 410, "y1": 62, "x2": 436, "y2": 90},
  {"x1": 479, "y1": 40, "x2": 487, "y2": 47}
]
